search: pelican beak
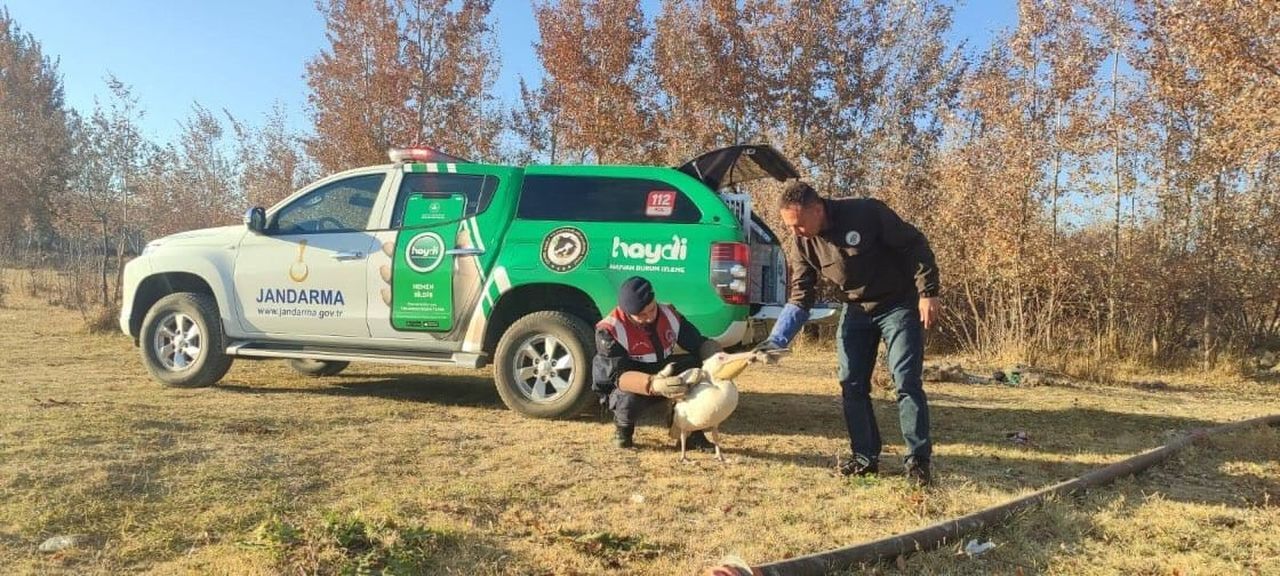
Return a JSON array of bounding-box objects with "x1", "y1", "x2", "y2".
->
[{"x1": 713, "y1": 359, "x2": 750, "y2": 380}]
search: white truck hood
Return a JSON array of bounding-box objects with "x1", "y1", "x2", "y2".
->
[{"x1": 146, "y1": 225, "x2": 245, "y2": 250}]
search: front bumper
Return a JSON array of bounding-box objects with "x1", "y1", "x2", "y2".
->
[{"x1": 118, "y1": 256, "x2": 152, "y2": 340}]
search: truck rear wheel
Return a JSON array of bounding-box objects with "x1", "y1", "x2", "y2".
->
[
  {"x1": 493, "y1": 311, "x2": 594, "y2": 419},
  {"x1": 289, "y1": 359, "x2": 350, "y2": 377},
  {"x1": 139, "y1": 292, "x2": 232, "y2": 387}
]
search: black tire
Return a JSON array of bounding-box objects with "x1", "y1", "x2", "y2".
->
[
  {"x1": 492, "y1": 311, "x2": 595, "y2": 419},
  {"x1": 138, "y1": 292, "x2": 232, "y2": 387},
  {"x1": 289, "y1": 359, "x2": 350, "y2": 377}
]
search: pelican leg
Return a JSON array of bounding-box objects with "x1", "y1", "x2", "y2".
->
[
  {"x1": 710, "y1": 428, "x2": 724, "y2": 462},
  {"x1": 680, "y1": 432, "x2": 690, "y2": 463}
]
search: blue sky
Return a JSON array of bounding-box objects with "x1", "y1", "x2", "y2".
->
[{"x1": 4, "y1": 1, "x2": 1015, "y2": 143}]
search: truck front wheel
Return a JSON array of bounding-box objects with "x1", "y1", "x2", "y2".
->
[
  {"x1": 493, "y1": 311, "x2": 594, "y2": 419},
  {"x1": 139, "y1": 292, "x2": 233, "y2": 387}
]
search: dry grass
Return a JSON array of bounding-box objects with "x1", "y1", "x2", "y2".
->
[
  {"x1": 1, "y1": 271, "x2": 1277, "y2": 575},
  {"x1": 82, "y1": 305, "x2": 120, "y2": 335}
]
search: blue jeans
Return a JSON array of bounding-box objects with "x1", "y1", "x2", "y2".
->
[{"x1": 836, "y1": 302, "x2": 931, "y2": 465}]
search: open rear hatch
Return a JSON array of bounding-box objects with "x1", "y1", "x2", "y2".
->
[
  {"x1": 677, "y1": 145, "x2": 800, "y2": 191},
  {"x1": 677, "y1": 145, "x2": 836, "y2": 326},
  {"x1": 679, "y1": 145, "x2": 796, "y2": 310}
]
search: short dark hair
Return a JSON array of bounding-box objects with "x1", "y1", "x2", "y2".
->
[{"x1": 780, "y1": 180, "x2": 821, "y2": 209}]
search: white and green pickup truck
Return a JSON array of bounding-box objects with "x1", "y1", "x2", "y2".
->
[{"x1": 120, "y1": 145, "x2": 830, "y2": 418}]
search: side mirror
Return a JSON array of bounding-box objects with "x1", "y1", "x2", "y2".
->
[{"x1": 244, "y1": 207, "x2": 267, "y2": 234}]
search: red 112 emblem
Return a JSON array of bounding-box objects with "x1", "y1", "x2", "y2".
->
[{"x1": 646, "y1": 190, "x2": 675, "y2": 217}]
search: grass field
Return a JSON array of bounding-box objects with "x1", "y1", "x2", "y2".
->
[{"x1": 1, "y1": 278, "x2": 1277, "y2": 575}]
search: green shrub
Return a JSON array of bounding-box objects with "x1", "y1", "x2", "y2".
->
[{"x1": 250, "y1": 511, "x2": 449, "y2": 575}]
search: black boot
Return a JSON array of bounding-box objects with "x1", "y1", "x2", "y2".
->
[
  {"x1": 838, "y1": 455, "x2": 879, "y2": 477},
  {"x1": 613, "y1": 425, "x2": 635, "y2": 449},
  {"x1": 905, "y1": 459, "x2": 932, "y2": 487}
]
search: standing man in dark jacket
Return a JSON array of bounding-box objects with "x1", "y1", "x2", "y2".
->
[
  {"x1": 759, "y1": 181, "x2": 941, "y2": 486},
  {"x1": 593, "y1": 276, "x2": 723, "y2": 449}
]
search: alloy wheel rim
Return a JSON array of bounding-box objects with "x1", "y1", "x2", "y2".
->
[
  {"x1": 512, "y1": 334, "x2": 574, "y2": 402},
  {"x1": 152, "y1": 312, "x2": 203, "y2": 371}
]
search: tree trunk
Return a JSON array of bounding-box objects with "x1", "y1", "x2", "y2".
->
[
  {"x1": 1108, "y1": 35, "x2": 1121, "y2": 354},
  {"x1": 1202, "y1": 172, "x2": 1224, "y2": 370},
  {"x1": 1047, "y1": 99, "x2": 1063, "y2": 347},
  {"x1": 99, "y1": 219, "x2": 110, "y2": 306}
]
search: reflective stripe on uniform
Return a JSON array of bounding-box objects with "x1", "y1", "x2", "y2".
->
[
  {"x1": 658, "y1": 304, "x2": 681, "y2": 345},
  {"x1": 599, "y1": 315, "x2": 629, "y2": 351}
]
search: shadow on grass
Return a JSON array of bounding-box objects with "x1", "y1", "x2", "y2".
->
[
  {"x1": 732, "y1": 391, "x2": 1221, "y2": 456},
  {"x1": 1253, "y1": 371, "x2": 1280, "y2": 385},
  {"x1": 704, "y1": 445, "x2": 1105, "y2": 495},
  {"x1": 1132, "y1": 425, "x2": 1280, "y2": 508},
  {"x1": 792, "y1": 427, "x2": 1280, "y2": 575},
  {"x1": 217, "y1": 373, "x2": 504, "y2": 410},
  {"x1": 875, "y1": 427, "x2": 1280, "y2": 574}
]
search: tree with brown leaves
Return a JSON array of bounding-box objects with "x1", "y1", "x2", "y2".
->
[
  {"x1": 306, "y1": 0, "x2": 411, "y2": 173},
  {"x1": 532, "y1": 0, "x2": 657, "y2": 164},
  {"x1": 652, "y1": 0, "x2": 758, "y2": 164},
  {"x1": 402, "y1": 0, "x2": 502, "y2": 160},
  {"x1": 0, "y1": 8, "x2": 71, "y2": 257}
]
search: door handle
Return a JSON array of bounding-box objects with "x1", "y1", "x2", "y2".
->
[
  {"x1": 331, "y1": 251, "x2": 365, "y2": 261},
  {"x1": 446, "y1": 247, "x2": 485, "y2": 256}
]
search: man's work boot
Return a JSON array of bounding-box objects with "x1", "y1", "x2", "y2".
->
[
  {"x1": 838, "y1": 455, "x2": 879, "y2": 477},
  {"x1": 613, "y1": 425, "x2": 635, "y2": 449},
  {"x1": 685, "y1": 430, "x2": 717, "y2": 452},
  {"x1": 905, "y1": 459, "x2": 932, "y2": 487}
]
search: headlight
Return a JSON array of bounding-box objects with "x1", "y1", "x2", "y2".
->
[{"x1": 142, "y1": 243, "x2": 161, "y2": 256}]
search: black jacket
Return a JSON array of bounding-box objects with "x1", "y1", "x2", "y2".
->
[{"x1": 788, "y1": 198, "x2": 940, "y2": 314}]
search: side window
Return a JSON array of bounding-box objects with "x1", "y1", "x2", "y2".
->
[
  {"x1": 516, "y1": 176, "x2": 702, "y2": 223},
  {"x1": 271, "y1": 174, "x2": 385, "y2": 234},
  {"x1": 390, "y1": 173, "x2": 497, "y2": 228}
]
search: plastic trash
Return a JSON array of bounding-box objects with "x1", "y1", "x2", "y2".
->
[
  {"x1": 39, "y1": 534, "x2": 86, "y2": 553},
  {"x1": 963, "y1": 539, "x2": 997, "y2": 557}
]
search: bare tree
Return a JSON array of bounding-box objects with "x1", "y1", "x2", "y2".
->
[
  {"x1": 231, "y1": 103, "x2": 314, "y2": 209},
  {"x1": 508, "y1": 76, "x2": 562, "y2": 164}
]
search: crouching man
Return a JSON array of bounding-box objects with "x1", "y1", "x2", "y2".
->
[{"x1": 593, "y1": 276, "x2": 723, "y2": 449}]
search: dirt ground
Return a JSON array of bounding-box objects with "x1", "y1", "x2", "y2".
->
[{"x1": 1, "y1": 280, "x2": 1278, "y2": 575}]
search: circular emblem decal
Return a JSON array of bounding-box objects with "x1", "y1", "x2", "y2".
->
[
  {"x1": 845, "y1": 230, "x2": 862, "y2": 247},
  {"x1": 405, "y1": 232, "x2": 446, "y2": 273},
  {"x1": 542, "y1": 227, "x2": 588, "y2": 273}
]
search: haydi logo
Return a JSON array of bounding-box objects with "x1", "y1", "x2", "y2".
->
[
  {"x1": 612, "y1": 235, "x2": 688, "y2": 264},
  {"x1": 405, "y1": 232, "x2": 446, "y2": 273}
]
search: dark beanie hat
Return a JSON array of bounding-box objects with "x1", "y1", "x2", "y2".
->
[{"x1": 618, "y1": 276, "x2": 655, "y2": 314}]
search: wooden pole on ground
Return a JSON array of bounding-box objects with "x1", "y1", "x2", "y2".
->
[{"x1": 743, "y1": 414, "x2": 1280, "y2": 576}]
